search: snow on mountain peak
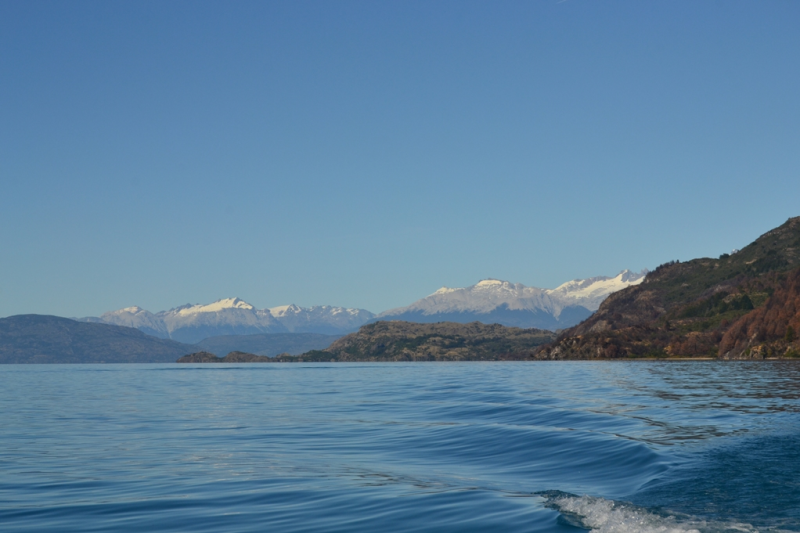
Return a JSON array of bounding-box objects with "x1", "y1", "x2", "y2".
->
[
  {"x1": 471, "y1": 279, "x2": 518, "y2": 294},
  {"x1": 268, "y1": 304, "x2": 301, "y2": 317},
  {"x1": 618, "y1": 269, "x2": 644, "y2": 282},
  {"x1": 432, "y1": 286, "x2": 459, "y2": 296},
  {"x1": 546, "y1": 270, "x2": 646, "y2": 311},
  {"x1": 475, "y1": 279, "x2": 504, "y2": 287},
  {"x1": 176, "y1": 297, "x2": 255, "y2": 316},
  {"x1": 380, "y1": 278, "x2": 550, "y2": 317},
  {"x1": 100, "y1": 306, "x2": 154, "y2": 320},
  {"x1": 266, "y1": 304, "x2": 375, "y2": 332}
]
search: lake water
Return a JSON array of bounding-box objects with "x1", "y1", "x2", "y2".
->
[{"x1": 2, "y1": 361, "x2": 799, "y2": 532}]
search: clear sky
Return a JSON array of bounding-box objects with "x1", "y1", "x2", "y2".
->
[{"x1": 2, "y1": 1, "x2": 799, "y2": 317}]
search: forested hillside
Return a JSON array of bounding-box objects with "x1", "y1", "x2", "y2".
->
[{"x1": 537, "y1": 217, "x2": 800, "y2": 359}]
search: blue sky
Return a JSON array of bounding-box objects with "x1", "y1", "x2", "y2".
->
[{"x1": 2, "y1": 1, "x2": 799, "y2": 317}]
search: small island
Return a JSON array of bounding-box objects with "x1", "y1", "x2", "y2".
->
[{"x1": 178, "y1": 351, "x2": 278, "y2": 363}]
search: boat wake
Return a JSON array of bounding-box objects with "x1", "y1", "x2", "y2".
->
[{"x1": 540, "y1": 491, "x2": 771, "y2": 533}]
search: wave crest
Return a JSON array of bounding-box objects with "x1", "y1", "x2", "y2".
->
[{"x1": 540, "y1": 492, "x2": 764, "y2": 533}]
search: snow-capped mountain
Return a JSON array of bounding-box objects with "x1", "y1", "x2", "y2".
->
[
  {"x1": 82, "y1": 298, "x2": 375, "y2": 342},
  {"x1": 158, "y1": 298, "x2": 286, "y2": 343},
  {"x1": 88, "y1": 298, "x2": 286, "y2": 343},
  {"x1": 90, "y1": 306, "x2": 169, "y2": 339},
  {"x1": 376, "y1": 270, "x2": 646, "y2": 331},
  {"x1": 81, "y1": 271, "x2": 644, "y2": 341},
  {"x1": 546, "y1": 269, "x2": 647, "y2": 311},
  {"x1": 269, "y1": 304, "x2": 375, "y2": 335}
]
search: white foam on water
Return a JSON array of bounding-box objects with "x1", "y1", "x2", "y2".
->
[{"x1": 546, "y1": 494, "x2": 764, "y2": 533}]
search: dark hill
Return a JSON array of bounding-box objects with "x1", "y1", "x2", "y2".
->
[
  {"x1": 303, "y1": 321, "x2": 557, "y2": 361},
  {"x1": 537, "y1": 216, "x2": 800, "y2": 359},
  {"x1": 0, "y1": 315, "x2": 194, "y2": 363}
]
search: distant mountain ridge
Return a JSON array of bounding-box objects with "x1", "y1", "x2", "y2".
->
[
  {"x1": 376, "y1": 270, "x2": 646, "y2": 331},
  {"x1": 79, "y1": 270, "x2": 644, "y2": 342},
  {"x1": 0, "y1": 315, "x2": 193, "y2": 364},
  {"x1": 268, "y1": 304, "x2": 374, "y2": 335},
  {"x1": 0, "y1": 314, "x2": 343, "y2": 363},
  {"x1": 81, "y1": 298, "x2": 375, "y2": 343}
]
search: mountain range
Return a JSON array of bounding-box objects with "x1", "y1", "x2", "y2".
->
[
  {"x1": 78, "y1": 271, "x2": 645, "y2": 342},
  {"x1": 80, "y1": 299, "x2": 374, "y2": 343},
  {"x1": 374, "y1": 270, "x2": 646, "y2": 330}
]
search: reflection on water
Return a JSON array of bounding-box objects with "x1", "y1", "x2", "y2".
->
[{"x1": 1, "y1": 361, "x2": 799, "y2": 532}]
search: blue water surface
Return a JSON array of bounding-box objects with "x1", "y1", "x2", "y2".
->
[{"x1": 1, "y1": 361, "x2": 799, "y2": 532}]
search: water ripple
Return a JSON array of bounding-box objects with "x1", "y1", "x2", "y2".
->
[{"x1": 1, "y1": 362, "x2": 799, "y2": 532}]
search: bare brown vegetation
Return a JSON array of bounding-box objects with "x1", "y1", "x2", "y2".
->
[
  {"x1": 719, "y1": 268, "x2": 800, "y2": 358},
  {"x1": 538, "y1": 217, "x2": 800, "y2": 359}
]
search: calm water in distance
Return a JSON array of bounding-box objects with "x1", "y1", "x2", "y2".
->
[{"x1": 2, "y1": 361, "x2": 800, "y2": 532}]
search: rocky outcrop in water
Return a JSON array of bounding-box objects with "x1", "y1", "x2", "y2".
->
[
  {"x1": 177, "y1": 351, "x2": 275, "y2": 363},
  {"x1": 193, "y1": 332, "x2": 341, "y2": 357}
]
